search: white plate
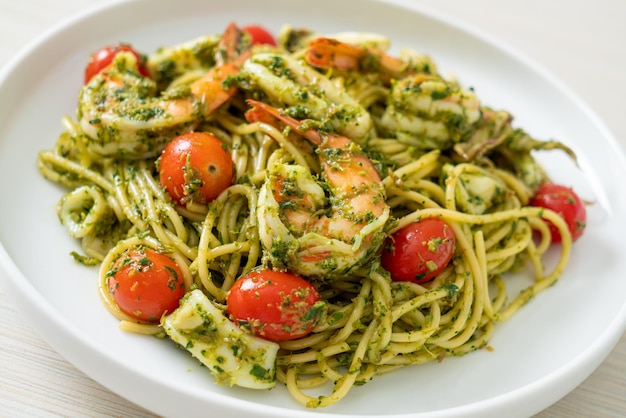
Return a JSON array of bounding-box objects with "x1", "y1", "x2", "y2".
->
[{"x1": 1, "y1": 0, "x2": 625, "y2": 417}]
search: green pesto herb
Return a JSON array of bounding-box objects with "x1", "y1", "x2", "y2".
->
[
  {"x1": 164, "y1": 265, "x2": 179, "y2": 280},
  {"x1": 443, "y1": 283, "x2": 459, "y2": 301},
  {"x1": 302, "y1": 301, "x2": 327, "y2": 322},
  {"x1": 328, "y1": 311, "x2": 345, "y2": 325},
  {"x1": 285, "y1": 105, "x2": 310, "y2": 119},
  {"x1": 250, "y1": 364, "x2": 272, "y2": 381},
  {"x1": 138, "y1": 256, "x2": 152, "y2": 267}
]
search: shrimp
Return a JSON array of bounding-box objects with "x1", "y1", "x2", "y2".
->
[
  {"x1": 246, "y1": 99, "x2": 390, "y2": 280},
  {"x1": 305, "y1": 37, "x2": 437, "y2": 84},
  {"x1": 304, "y1": 37, "x2": 481, "y2": 151},
  {"x1": 278, "y1": 26, "x2": 390, "y2": 54},
  {"x1": 186, "y1": 21, "x2": 253, "y2": 114},
  {"x1": 303, "y1": 35, "x2": 575, "y2": 193},
  {"x1": 379, "y1": 74, "x2": 482, "y2": 150},
  {"x1": 78, "y1": 23, "x2": 250, "y2": 159},
  {"x1": 240, "y1": 52, "x2": 373, "y2": 145}
]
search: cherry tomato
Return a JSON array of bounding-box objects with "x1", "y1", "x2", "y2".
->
[
  {"x1": 84, "y1": 43, "x2": 149, "y2": 84},
  {"x1": 242, "y1": 25, "x2": 277, "y2": 46},
  {"x1": 529, "y1": 183, "x2": 587, "y2": 242},
  {"x1": 226, "y1": 270, "x2": 325, "y2": 342},
  {"x1": 107, "y1": 247, "x2": 186, "y2": 322},
  {"x1": 158, "y1": 132, "x2": 234, "y2": 205},
  {"x1": 381, "y1": 218, "x2": 456, "y2": 284}
]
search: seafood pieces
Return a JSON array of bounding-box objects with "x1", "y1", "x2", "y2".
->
[
  {"x1": 78, "y1": 23, "x2": 250, "y2": 158},
  {"x1": 246, "y1": 100, "x2": 389, "y2": 279}
]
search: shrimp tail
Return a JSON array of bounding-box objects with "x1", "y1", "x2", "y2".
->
[
  {"x1": 245, "y1": 99, "x2": 323, "y2": 145},
  {"x1": 191, "y1": 23, "x2": 253, "y2": 115},
  {"x1": 215, "y1": 22, "x2": 249, "y2": 65},
  {"x1": 306, "y1": 37, "x2": 408, "y2": 83},
  {"x1": 306, "y1": 38, "x2": 364, "y2": 72}
]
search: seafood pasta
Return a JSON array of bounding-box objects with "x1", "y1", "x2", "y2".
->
[{"x1": 37, "y1": 23, "x2": 587, "y2": 407}]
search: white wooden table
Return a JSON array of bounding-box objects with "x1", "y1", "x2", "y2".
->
[{"x1": 1, "y1": 0, "x2": 625, "y2": 416}]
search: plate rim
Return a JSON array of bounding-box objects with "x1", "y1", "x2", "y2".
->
[{"x1": 1, "y1": 0, "x2": 626, "y2": 417}]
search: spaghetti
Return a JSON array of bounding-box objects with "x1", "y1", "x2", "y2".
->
[{"x1": 37, "y1": 24, "x2": 577, "y2": 408}]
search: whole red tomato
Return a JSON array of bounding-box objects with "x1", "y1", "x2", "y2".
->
[
  {"x1": 529, "y1": 183, "x2": 586, "y2": 242},
  {"x1": 381, "y1": 218, "x2": 456, "y2": 284},
  {"x1": 107, "y1": 247, "x2": 186, "y2": 322},
  {"x1": 158, "y1": 132, "x2": 234, "y2": 205},
  {"x1": 227, "y1": 270, "x2": 325, "y2": 341}
]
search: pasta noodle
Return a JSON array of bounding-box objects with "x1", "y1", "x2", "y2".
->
[{"x1": 37, "y1": 24, "x2": 577, "y2": 408}]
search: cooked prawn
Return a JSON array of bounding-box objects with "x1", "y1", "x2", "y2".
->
[
  {"x1": 305, "y1": 37, "x2": 436, "y2": 84},
  {"x1": 379, "y1": 74, "x2": 482, "y2": 150},
  {"x1": 246, "y1": 99, "x2": 390, "y2": 279},
  {"x1": 240, "y1": 52, "x2": 373, "y2": 145},
  {"x1": 78, "y1": 23, "x2": 250, "y2": 159},
  {"x1": 278, "y1": 26, "x2": 390, "y2": 53}
]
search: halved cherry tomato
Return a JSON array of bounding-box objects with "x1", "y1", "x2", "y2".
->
[
  {"x1": 381, "y1": 218, "x2": 456, "y2": 284},
  {"x1": 242, "y1": 25, "x2": 276, "y2": 46},
  {"x1": 529, "y1": 183, "x2": 586, "y2": 242},
  {"x1": 107, "y1": 247, "x2": 186, "y2": 322},
  {"x1": 226, "y1": 270, "x2": 326, "y2": 342},
  {"x1": 84, "y1": 43, "x2": 149, "y2": 84},
  {"x1": 158, "y1": 132, "x2": 234, "y2": 205}
]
